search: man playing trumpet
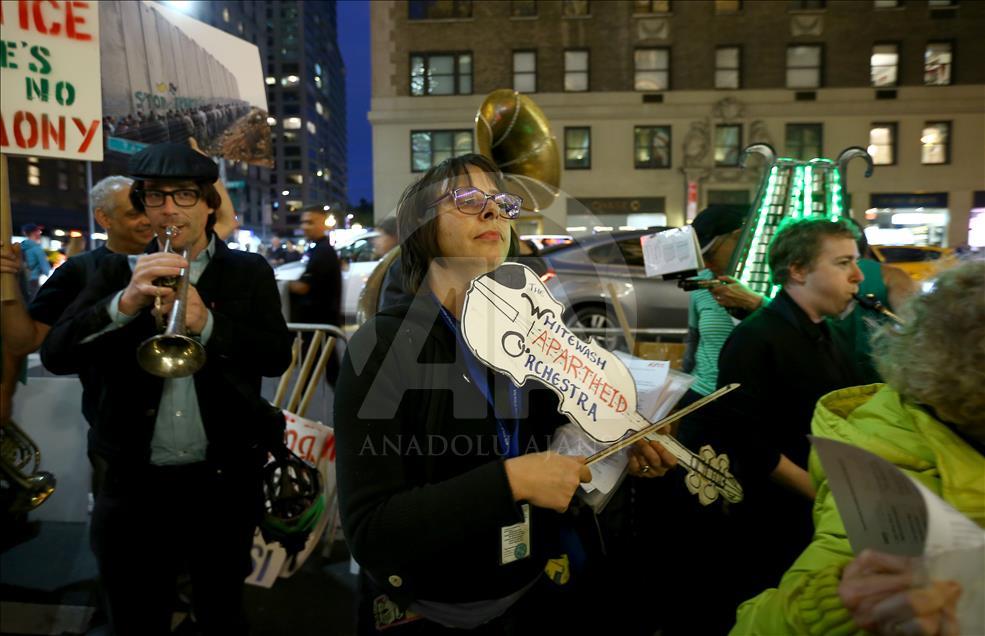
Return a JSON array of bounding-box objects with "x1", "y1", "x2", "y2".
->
[{"x1": 41, "y1": 143, "x2": 292, "y2": 635}]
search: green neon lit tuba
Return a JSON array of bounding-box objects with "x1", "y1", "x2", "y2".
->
[{"x1": 727, "y1": 145, "x2": 874, "y2": 298}]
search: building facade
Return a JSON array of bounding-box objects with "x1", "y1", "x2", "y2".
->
[{"x1": 369, "y1": 0, "x2": 985, "y2": 247}]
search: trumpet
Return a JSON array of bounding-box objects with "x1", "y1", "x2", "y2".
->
[
  {"x1": 853, "y1": 292, "x2": 905, "y2": 326},
  {"x1": 136, "y1": 226, "x2": 207, "y2": 378},
  {"x1": 0, "y1": 420, "x2": 56, "y2": 512}
]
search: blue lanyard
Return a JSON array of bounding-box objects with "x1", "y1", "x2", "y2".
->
[{"x1": 437, "y1": 302, "x2": 522, "y2": 459}]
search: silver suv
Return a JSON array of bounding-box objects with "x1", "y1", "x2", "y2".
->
[{"x1": 539, "y1": 229, "x2": 690, "y2": 347}]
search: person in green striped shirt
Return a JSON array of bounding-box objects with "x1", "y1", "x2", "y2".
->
[{"x1": 680, "y1": 205, "x2": 766, "y2": 409}]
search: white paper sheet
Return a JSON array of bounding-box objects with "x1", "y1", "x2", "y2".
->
[
  {"x1": 812, "y1": 436, "x2": 984, "y2": 633},
  {"x1": 641, "y1": 225, "x2": 703, "y2": 278}
]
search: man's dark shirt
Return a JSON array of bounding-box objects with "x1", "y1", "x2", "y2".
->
[
  {"x1": 29, "y1": 246, "x2": 113, "y2": 326},
  {"x1": 672, "y1": 289, "x2": 865, "y2": 614},
  {"x1": 290, "y1": 237, "x2": 342, "y2": 326},
  {"x1": 714, "y1": 289, "x2": 863, "y2": 475}
]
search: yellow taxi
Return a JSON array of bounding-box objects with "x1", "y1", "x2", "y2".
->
[{"x1": 870, "y1": 244, "x2": 955, "y2": 281}]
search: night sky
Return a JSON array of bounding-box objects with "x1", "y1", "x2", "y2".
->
[{"x1": 338, "y1": 1, "x2": 372, "y2": 206}]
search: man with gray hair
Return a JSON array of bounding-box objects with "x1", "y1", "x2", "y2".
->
[{"x1": 1, "y1": 176, "x2": 153, "y2": 356}]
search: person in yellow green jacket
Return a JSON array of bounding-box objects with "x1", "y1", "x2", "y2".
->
[{"x1": 732, "y1": 259, "x2": 984, "y2": 636}]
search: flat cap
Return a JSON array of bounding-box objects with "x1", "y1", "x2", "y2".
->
[
  {"x1": 692, "y1": 204, "x2": 749, "y2": 250},
  {"x1": 128, "y1": 143, "x2": 219, "y2": 183}
]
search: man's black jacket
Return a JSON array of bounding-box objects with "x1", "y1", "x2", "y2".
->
[{"x1": 40, "y1": 237, "x2": 293, "y2": 471}]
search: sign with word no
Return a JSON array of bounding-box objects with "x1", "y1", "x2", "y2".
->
[{"x1": 0, "y1": 0, "x2": 102, "y2": 160}]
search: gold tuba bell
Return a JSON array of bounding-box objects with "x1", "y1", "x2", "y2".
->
[
  {"x1": 474, "y1": 89, "x2": 560, "y2": 212},
  {"x1": 355, "y1": 90, "x2": 562, "y2": 327},
  {"x1": 0, "y1": 420, "x2": 56, "y2": 512}
]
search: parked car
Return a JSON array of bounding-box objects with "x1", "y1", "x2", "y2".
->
[
  {"x1": 538, "y1": 229, "x2": 690, "y2": 349},
  {"x1": 274, "y1": 231, "x2": 382, "y2": 325},
  {"x1": 870, "y1": 244, "x2": 955, "y2": 281}
]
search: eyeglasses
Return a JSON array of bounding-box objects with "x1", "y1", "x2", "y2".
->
[
  {"x1": 138, "y1": 189, "x2": 201, "y2": 208},
  {"x1": 430, "y1": 187, "x2": 523, "y2": 220}
]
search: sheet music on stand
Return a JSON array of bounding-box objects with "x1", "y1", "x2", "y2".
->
[
  {"x1": 552, "y1": 351, "x2": 694, "y2": 513},
  {"x1": 641, "y1": 225, "x2": 704, "y2": 279}
]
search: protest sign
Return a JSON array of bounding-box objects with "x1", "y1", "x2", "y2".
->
[{"x1": 0, "y1": 0, "x2": 103, "y2": 160}]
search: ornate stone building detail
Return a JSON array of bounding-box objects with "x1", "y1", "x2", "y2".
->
[{"x1": 790, "y1": 14, "x2": 823, "y2": 37}]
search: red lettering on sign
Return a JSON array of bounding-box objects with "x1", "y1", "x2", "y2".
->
[
  {"x1": 297, "y1": 435, "x2": 314, "y2": 463},
  {"x1": 41, "y1": 113, "x2": 64, "y2": 150},
  {"x1": 7, "y1": 1, "x2": 93, "y2": 40},
  {"x1": 71, "y1": 117, "x2": 98, "y2": 152},
  {"x1": 13, "y1": 111, "x2": 39, "y2": 147},
  {"x1": 0, "y1": 112, "x2": 98, "y2": 154},
  {"x1": 65, "y1": 1, "x2": 91, "y2": 40}
]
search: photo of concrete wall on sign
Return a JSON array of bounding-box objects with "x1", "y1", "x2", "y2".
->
[{"x1": 98, "y1": 0, "x2": 272, "y2": 167}]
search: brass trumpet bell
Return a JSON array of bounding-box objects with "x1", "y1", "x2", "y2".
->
[
  {"x1": 136, "y1": 226, "x2": 207, "y2": 378},
  {"x1": 475, "y1": 89, "x2": 560, "y2": 212},
  {"x1": 136, "y1": 333, "x2": 207, "y2": 379}
]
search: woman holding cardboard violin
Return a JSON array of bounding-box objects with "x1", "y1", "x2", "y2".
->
[{"x1": 334, "y1": 154, "x2": 675, "y2": 634}]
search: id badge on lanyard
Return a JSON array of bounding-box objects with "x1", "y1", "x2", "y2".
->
[{"x1": 436, "y1": 303, "x2": 532, "y2": 564}]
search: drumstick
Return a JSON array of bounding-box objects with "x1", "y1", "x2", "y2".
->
[
  {"x1": 288, "y1": 331, "x2": 324, "y2": 414},
  {"x1": 586, "y1": 383, "x2": 739, "y2": 465},
  {"x1": 298, "y1": 335, "x2": 336, "y2": 418}
]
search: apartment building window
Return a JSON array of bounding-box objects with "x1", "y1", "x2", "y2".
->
[
  {"x1": 786, "y1": 45, "x2": 822, "y2": 88},
  {"x1": 785, "y1": 123, "x2": 823, "y2": 160},
  {"x1": 411, "y1": 130, "x2": 473, "y2": 172},
  {"x1": 634, "y1": 1, "x2": 670, "y2": 13},
  {"x1": 511, "y1": 0, "x2": 537, "y2": 17},
  {"x1": 564, "y1": 127, "x2": 591, "y2": 169},
  {"x1": 562, "y1": 1, "x2": 590, "y2": 16},
  {"x1": 513, "y1": 51, "x2": 537, "y2": 92},
  {"x1": 564, "y1": 50, "x2": 589, "y2": 92},
  {"x1": 871, "y1": 44, "x2": 899, "y2": 87},
  {"x1": 634, "y1": 48, "x2": 670, "y2": 91},
  {"x1": 921, "y1": 122, "x2": 950, "y2": 165},
  {"x1": 408, "y1": 0, "x2": 472, "y2": 20},
  {"x1": 714, "y1": 124, "x2": 742, "y2": 166},
  {"x1": 715, "y1": 0, "x2": 742, "y2": 13},
  {"x1": 924, "y1": 42, "x2": 953, "y2": 86},
  {"x1": 634, "y1": 126, "x2": 672, "y2": 169},
  {"x1": 410, "y1": 52, "x2": 473, "y2": 95},
  {"x1": 868, "y1": 123, "x2": 896, "y2": 166},
  {"x1": 789, "y1": 0, "x2": 825, "y2": 9},
  {"x1": 715, "y1": 46, "x2": 741, "y2": 89}
]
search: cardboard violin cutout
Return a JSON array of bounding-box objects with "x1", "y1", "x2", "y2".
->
[{"x1": 461, "y1": 262, "x2": 743, "y2": 505}]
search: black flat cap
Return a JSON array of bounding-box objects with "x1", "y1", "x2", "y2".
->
[
  {"x1": 128, "y1": 143, "x2": 219, "y2": 183},
  {"x1": 692, "y1": 204, "x2": 749, "y2": 249}
]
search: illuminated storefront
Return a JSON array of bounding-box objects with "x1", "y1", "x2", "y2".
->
[{"x1": 864, "y1": 193, "x2": 949, "y2": 247}]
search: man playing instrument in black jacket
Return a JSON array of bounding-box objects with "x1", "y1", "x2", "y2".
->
[
  {"x1": 663, "y1": 217, "x2": 867, "y2": 635},
  {"x1": 41, "y1": 143, "x2": 292, "y2": 635}
]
